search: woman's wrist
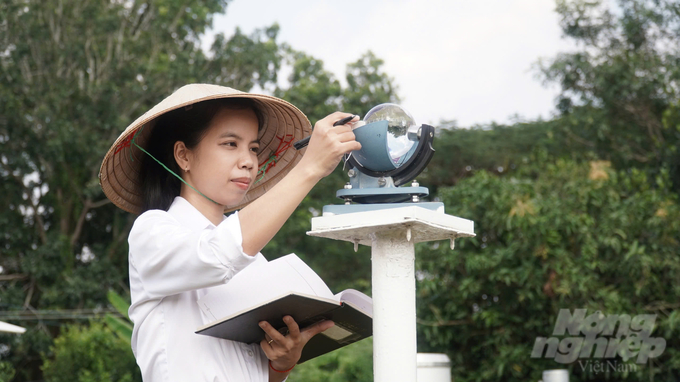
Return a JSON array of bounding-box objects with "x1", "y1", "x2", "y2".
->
[
  {"x1": 269, "y1": 359, "x2": 295, "y2": 373},
  {"x1": 291, "y1": 157, "x2": 325, "y2": 184}
]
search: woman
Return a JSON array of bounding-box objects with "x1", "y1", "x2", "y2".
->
[{"x1": 99, "y1": 84, "x2": 361, "y2": 381}]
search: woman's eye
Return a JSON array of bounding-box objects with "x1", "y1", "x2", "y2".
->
[
  {"x1": 221, "y1": 141, "x2": 236, "y2": 147},
  {"x1": 251, "y1": 147, "x2": 260, "y2": 154}
]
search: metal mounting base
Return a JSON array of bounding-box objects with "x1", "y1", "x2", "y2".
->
[
  {"x1": 322, "y1": 201, "x2": 444, "y2": 216},
  {"x1": 336, "y1": 186, "x2": 429, "y2": 204}
]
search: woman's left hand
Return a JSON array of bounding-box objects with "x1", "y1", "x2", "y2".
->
[{"x1": 259, "y1": 316, "x2": 335, "y2": 371}]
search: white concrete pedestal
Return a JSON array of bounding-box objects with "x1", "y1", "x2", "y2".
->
[{"x1": 308, "y1": 206, "x2": 475, "y2": 382}]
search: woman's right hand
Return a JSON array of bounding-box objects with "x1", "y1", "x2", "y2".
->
[{"x1": 298, "y1": 112, "x2": 362, "y2": 180}]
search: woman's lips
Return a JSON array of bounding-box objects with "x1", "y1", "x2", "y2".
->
[{"x1": 231, "y1": 178, "x2": 251, "y2": 190}]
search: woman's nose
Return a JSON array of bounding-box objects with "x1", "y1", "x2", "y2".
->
[{"x1": 239, "y1": 150, "x2": 255, "y2": 170}]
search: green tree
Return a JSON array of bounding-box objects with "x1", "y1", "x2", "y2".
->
[
  {"x1": 422, "y1": 119, "x2": 573, "y2": 194},
  {"x1": 0, "y1": 0, "x2": 284, "y2": 379},
  {"x1": 0, "y1": 361, "x2": 15, "y2": 382},
  {"x1": 288, "y1": 338, "x2": 373, "y2": 382},
  {"x1": 41, "y1": 322, "x2": 141, "y2": 382},
  {"x1": 103, "y1": 290, "x2": 133, "y2": 344},
  {"x1": 416, "y1": 158, "x2": 680, "y2": 381},
  {"x1": 343, "y1": 51, "x2": 400, "y2": 117},
  {"x1": 538, "y1": 0, "x2": 680, "y2": 183},
  {"x1": 416, "y1": 2, "x2": 680, "y2": 380},
  {"x1": 275, "y1": 49, "x2": 343, "y2": 123}
]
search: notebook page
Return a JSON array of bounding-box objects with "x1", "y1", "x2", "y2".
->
[{"x1": 198, "y1": 254, "x2": 333, "y2": 322}]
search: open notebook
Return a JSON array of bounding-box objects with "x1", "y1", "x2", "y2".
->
[{"x1": 196, "y1": 254, "x2": 372, "y2": 363}]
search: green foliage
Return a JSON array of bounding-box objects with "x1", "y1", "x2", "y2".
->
[
  {"x1": 423, "y1": 119, "x2": 575, "y2": 193},
  {"x1": 343, "y1": 51, "x2": 400, "y2": 117},
  {"x1": 41, "y1": 322, "x2": 141, "y2": 382},
  {"x1": 416, "y1": 158, "x2": 680, "y2": 381},
  {"x1": 103, "y1": 314, "x2": 133, "y2": 345},
  {"x1": 538, "y1": 0, "x2": 680, "y2": 183},
  {"x1": 0, "y1": 1, "x2": 286, "y2": 379},
  {"x1": 0, "y1": 362, "x2": 15, "y2": 382},
  {"x1": 274, "y1": 49, "x2": 400, "y2": 124},
  {"x1": 208, "y1": 23, "x2": 283, "y2": 91},
  {"x1": 1, "y1": 324, "x2": 55, "y2": 381},
  {"x1": 415, "y1": 7, "x2": 680, "y2": 377},
  {"x1": 104, "y1": 290, "x2": 133, "y2": 344},
  {"x1": 288, "y1": 338, "x2": 373, "y2": 382},
  {"x1": 107, "y1": 290, "x2": 131, "y2": 319},
  {"x1": 275, "y1": 49, "x2": 343, "y2": 123}
]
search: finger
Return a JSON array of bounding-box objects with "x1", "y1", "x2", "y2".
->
[
  {"x1": 302, "y1": 319, "x2": 334, "y2": 334},
  {"x1": 301, "y1": 320, "x2": 335, "y2": 343},
  {"x1": 259, "y1": 321, "x2": 287, "y2": 343},
  {"x1": 329, "y1": 111, "x2": 353, "y2": 118},
  {"x1": 283, "y1": 316, "x2": 301, "y2": 340},
  {"x1": 348, "y1": 120, "x2": 365, "y2": 130},
  {"x1": 333, "y1": 114, "x2": 360, "y2": 126},
  {"x1": 340, "y1": 141, "x2": 362, "y2": 153},
  {"x1": 330, "y1": 112, "x2": 355, "y2": 122},
  {"x1": 260, "y1": 338, "x2": 274, "y2": 356},
  {"x1": 330, "y1": 125, "x2": 353, "y2": 135},
  {"x1": 335, "y1": 131, "x2": 357, "y2": 143},
  {"x1": 318, "y1": 112, "x2": 354, "y2": 128}
]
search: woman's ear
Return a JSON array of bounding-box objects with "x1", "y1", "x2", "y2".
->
[{"x1": 174, "y1": 141, "x2": 191, "y2": 172}]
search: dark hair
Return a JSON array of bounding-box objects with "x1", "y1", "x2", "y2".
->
[{"x1": 140, "y1": 98, "x2": 264, "y2": 212}]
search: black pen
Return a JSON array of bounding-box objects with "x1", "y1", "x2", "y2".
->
[{"x1": 293, "y1": 115, "x2": 357, "y2": 150}]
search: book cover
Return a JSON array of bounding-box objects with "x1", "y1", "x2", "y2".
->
[{"x1": 195, "y1": 254, "x2": 372, "y2": 363}]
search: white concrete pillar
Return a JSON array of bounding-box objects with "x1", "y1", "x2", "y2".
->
[
  {"x1": 542, "y1": 369, "x2": 569, "y2": 382},
  {"x1": 417, "y1": 353, "x2": 452, "y2": 382},
  {"x1": 308, "y1": 206, "x2": 475, "y2": 382},
  {"x1": 371, "y1": 232, "x2": 417, "y2": 382}
]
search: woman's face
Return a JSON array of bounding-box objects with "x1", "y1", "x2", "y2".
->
[{"x1": 182, "y1": 107, "x2": 260, "y2": 208}]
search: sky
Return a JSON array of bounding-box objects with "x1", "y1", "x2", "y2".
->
[{"x1": 203, "y1": 0, "x2": 576, "y2": 127}]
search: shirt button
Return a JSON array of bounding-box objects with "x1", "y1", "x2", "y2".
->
[{"x1": 247, "y1": 350, "x2": 254, "y2": 357}]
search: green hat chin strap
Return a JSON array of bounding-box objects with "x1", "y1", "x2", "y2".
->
[{"x1": 132, "y1": 126, "x2": 219, "y2": 205}]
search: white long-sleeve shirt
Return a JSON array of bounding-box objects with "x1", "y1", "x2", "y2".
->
[{"x1": 128, "y1": 196, "x2": 270, "y2": 382}]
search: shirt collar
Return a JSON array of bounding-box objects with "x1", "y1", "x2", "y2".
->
[{"x1": 167, "y1": 196, "x2": 226, "y2": 230}]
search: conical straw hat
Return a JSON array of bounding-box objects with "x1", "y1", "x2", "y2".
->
[{"x1": 99, "y1": 84, "x2": 311, "y2": 214}]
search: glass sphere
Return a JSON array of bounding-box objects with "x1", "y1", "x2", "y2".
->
[{"x1": 364, "y1": 103, "x2": 417, "y2": 165}]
